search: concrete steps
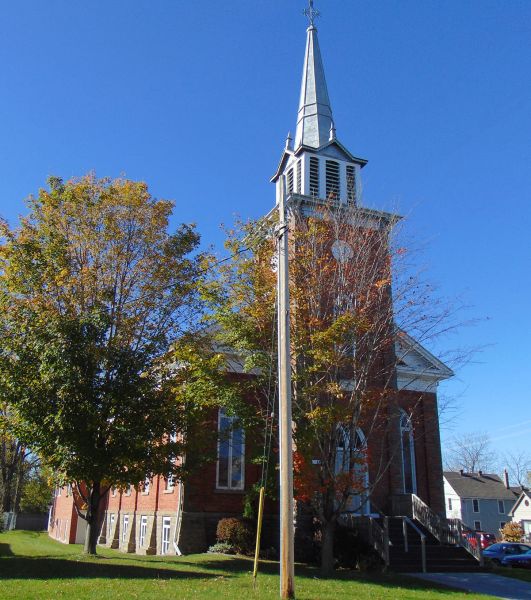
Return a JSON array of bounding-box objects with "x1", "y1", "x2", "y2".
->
[{"x1": 386, "y1": 517, "x2": 485, "y2": 573}]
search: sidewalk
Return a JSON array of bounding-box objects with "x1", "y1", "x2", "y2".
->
[{"x1": 412, "y1": 572, "x2": 531, "y2": 600}]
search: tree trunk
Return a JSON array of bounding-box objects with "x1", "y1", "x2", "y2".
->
[
  {"x1": 320, "y1": 519, "x2": 336, "y2": 577},
  {"x1": 83, "y1": 482, "x2": 101, "y2": 555}
]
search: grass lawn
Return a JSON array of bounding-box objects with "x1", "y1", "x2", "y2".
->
[
  {"x1": 0, "y1": 530, "x2": 493, "y2": 599},
  {"x1": 492, "y1": 564, "x2": 531, "y2": 584}
]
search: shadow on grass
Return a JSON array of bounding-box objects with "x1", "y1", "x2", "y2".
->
[
  {"x1": 0, "y1": 544, "x2": 14, "y2": 556},
  {"x1": 0, "y1": 555, "x2": 221, "y2": 581},
  {"x1": 176, "y1": 556, "x2": 462, "y2": 593}
]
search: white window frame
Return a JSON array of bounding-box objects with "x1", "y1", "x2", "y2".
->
[
  {"x1": 474, "y1": 520, "x2": 481, "y2": 530},
  {"x1": 165, "y1": 473, "x2": 175, "y2": 492},
  {"x1": 498, "y1": 500, "x2": 505, "y2": 514},
  {"x1": 139, "y1": 515, "x2": 148, "y2": 548},
  {"x1": 216, "y1": 408, "x2": 245, "y2": 491},
  {"x1": 161, "y1": 517, "x2": 171, "y2": 555},
  {"x1": 142, "y1": 478, "x2": 150, "y2": 495},
  {"x1": 122, "y1": 514, "x2": 129, "y2": 542},
  {"x1": 472, "y1": 498, "x2": 480, "y2": 513},
  {"x1": 109, "y1": 513, "x2": 115, "y2": 533}
]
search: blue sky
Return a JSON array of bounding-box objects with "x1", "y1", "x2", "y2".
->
[{"x1": 1, "y1": 1, "x2": 530, "y2": 469}]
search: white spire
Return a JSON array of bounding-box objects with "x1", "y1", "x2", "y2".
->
[{"x1": 294, "y1": 8, "x2": 334, "y2": 149}]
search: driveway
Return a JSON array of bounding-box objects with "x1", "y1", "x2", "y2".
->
[{"x1": 411, "y1": 572, "x2": 531, "y2": 600}]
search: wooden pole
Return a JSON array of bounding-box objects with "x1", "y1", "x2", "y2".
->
[
  {"x1": 253, "y1": 486, "x2": 266, "y2": 585},
  {"x1": 277, "y1": 176, "x2": 295, "y2": 599}
]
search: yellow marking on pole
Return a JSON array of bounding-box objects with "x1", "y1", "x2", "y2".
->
[{"x1": 253, "y1": 486, "x2": 266, "y2": 586}]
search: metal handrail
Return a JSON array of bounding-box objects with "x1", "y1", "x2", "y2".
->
[
  {"x1": 411, "y1": 494, "x2": 482, "y2": 564},
  {"x1": 403, "y1": 516, "x2": 427, "y2": 573}
]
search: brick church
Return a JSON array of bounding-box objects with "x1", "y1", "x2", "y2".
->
[{"x1": 49, "y1": 9, "x2": 452, "y2": 556}]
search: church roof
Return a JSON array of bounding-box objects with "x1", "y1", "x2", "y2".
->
[{"x1": 294, "y1": 24, "x2": 334, "y2": 149}]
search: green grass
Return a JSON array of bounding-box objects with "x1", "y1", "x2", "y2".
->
[
  {"x1": 0, "y1": 530, "x2": 493, "y2": 599},
  {"x1": 492, "y1": 564, "x2": 531, "y2": 584}
]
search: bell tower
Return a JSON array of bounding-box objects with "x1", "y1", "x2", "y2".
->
[{"x1": 271, "y1": 4, "x2": 367, "y2": 208}]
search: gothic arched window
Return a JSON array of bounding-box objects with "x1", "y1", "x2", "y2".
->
[
  {"x1": 334, "y1": 425, "x2": 370, "y2": 514},
  {"x1": 400, "y1": 410, "x2": 417, "y2": 494}
]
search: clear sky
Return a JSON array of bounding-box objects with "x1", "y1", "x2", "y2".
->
[{"x1": 1, "y1": 1, "x2": 530, "y2": 468}]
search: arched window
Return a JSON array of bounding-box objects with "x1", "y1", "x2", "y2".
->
[
  {"x1": 334, "y1": 425, "x2": 370, "y2": 514},
  {"x1": 400, "y1": 410, "x2": 417, "y2": 494},
  {"x1": 216, "y1": 408, "x2": 245, "y2": 490}
]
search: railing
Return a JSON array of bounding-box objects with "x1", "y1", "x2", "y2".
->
[
  {"x1": 339, "y1": 514, "x2": 390, "y2": 568},
  {"x1": 411, "y1": 494, "x2": 483, "y2": 565},
  {"x1": 402, "y1": 516, "x2": 427, "y2": 573}
]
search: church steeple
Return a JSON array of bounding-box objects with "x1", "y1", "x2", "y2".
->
[
  {"x1": 294, "y1": 17, "x2": 333, "y2": 149},
  {"x1": 271, "y1": 2, "x2": 367, "y2": 205}
]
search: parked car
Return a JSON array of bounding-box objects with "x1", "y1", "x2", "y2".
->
[
  {"x1": 483, "y1": 542, "x2": 531, "y2": 565},
  {"x1": 462, "y1": 531, "x2": 496, "y2": 549},
  {"x1": 501, "y1": 549, "x2": 531, "y2": 569}
]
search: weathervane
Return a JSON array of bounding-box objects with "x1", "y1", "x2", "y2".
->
[{"x1": 303, "y1": 0, "x2": 320, "y2": 27}]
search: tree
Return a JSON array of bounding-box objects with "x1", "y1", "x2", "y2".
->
[
  {"x1": 0, "y1": 174, "x2": 208, "y2": 553},
  {"x1": 501, "y1": 521, "x2": 524, "y2": 542},
  {"x1": 207, "y1": 201, "x2": 460, "y2": 575},
  {"x1": 504, "y1": 450, "x2": 531, "y2": 488},
  {"x1": 19, "y1": 465, "x2": 53, "y2": 513},
  {"x1": 444, "y1": 432, "x2": 499, "y2": 474}
]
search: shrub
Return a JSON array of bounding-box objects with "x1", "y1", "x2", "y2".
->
[
  {"x1": 207, "y1": 542, "x2": 235, "y2": 554},
  {"x1": 501, "y1": 521, "x2": 524, "y2": 542},
  {"x1": 216, "y1": 517, "x2": 255, "y2": 555}
]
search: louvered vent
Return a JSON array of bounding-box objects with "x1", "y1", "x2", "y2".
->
[
  {"x1": 347, "y1": 165, "x2": 356, "y2": 205},
  {"x1": 326, "y1": 160, "x2": 340, "y2": 199},
  {"x1": 309, "y1": 157, "x2": 320, "y2": 197},
  {"x1": 287, "y1": 168, "x2": 294, "y2": 194},
  {"x1": 296, "y1": 160, "x2": 302, "y2": 193}
]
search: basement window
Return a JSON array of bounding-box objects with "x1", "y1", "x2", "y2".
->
[
  {"x1": 139, "y1": 515, "x2": 147, "y2": 548},
  {"x1": 326, "y1": 160, "x2": 340, "y2": 200},
  {"x1": 122, "y1": 515, "x2": 129, "y2": 542},
  {"x1": 216, "y1": 408, "x2": 245, "y2": 490},
  {"x1": 309, "y1": 157, "x2": 320, "y2": 197}
]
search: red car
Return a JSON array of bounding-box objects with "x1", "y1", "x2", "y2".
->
[{"x1": 463, "y1": 531, "x2": 496, "y2": 549}]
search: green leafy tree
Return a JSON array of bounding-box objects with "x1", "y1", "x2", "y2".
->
[
  {"x1": 0, "y1": 174, "x2": 210, "y2": 553},
  {"x1": 19, "y1": 465, "x2": 53, "y2": 513}
]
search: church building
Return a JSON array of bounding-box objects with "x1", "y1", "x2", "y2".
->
[{"x1": 49, "y1": 7, "x2": 453, "y2": 560}]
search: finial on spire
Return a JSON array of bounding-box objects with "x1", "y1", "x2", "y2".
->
[
  {"x1": 285, "y1": 131, "x2": 293, "y2": 150},
  {"x1": 303, "y1": 0, "x2": 320, "y2": 28}
]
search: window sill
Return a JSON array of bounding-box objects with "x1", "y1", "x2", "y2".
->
[
  {"x1": 163, "y1": 488, "x2": 174, "y2": 494},
  {"x1": 214, "y1": 488, "x2": 245, "y2": 495}
]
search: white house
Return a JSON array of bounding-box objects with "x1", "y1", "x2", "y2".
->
[{"x1": 509, "y1": 490, "x2": 531, "y2": 542}]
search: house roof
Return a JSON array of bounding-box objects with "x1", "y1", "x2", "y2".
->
[
  {"x1": 444, "y1": 471, "x2": 519, "y2": 500},
  {"x1": 508, "y1": 490, "x2": 531, "y2": 517}
]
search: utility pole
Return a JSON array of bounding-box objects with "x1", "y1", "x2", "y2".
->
[{"x1": 277, "y1": 176, "x2": 295, "y2": 599}]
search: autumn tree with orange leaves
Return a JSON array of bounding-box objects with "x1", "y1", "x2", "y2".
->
[{"x1": 206, "y1": 199, "x2": 461, "y2": 575}]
